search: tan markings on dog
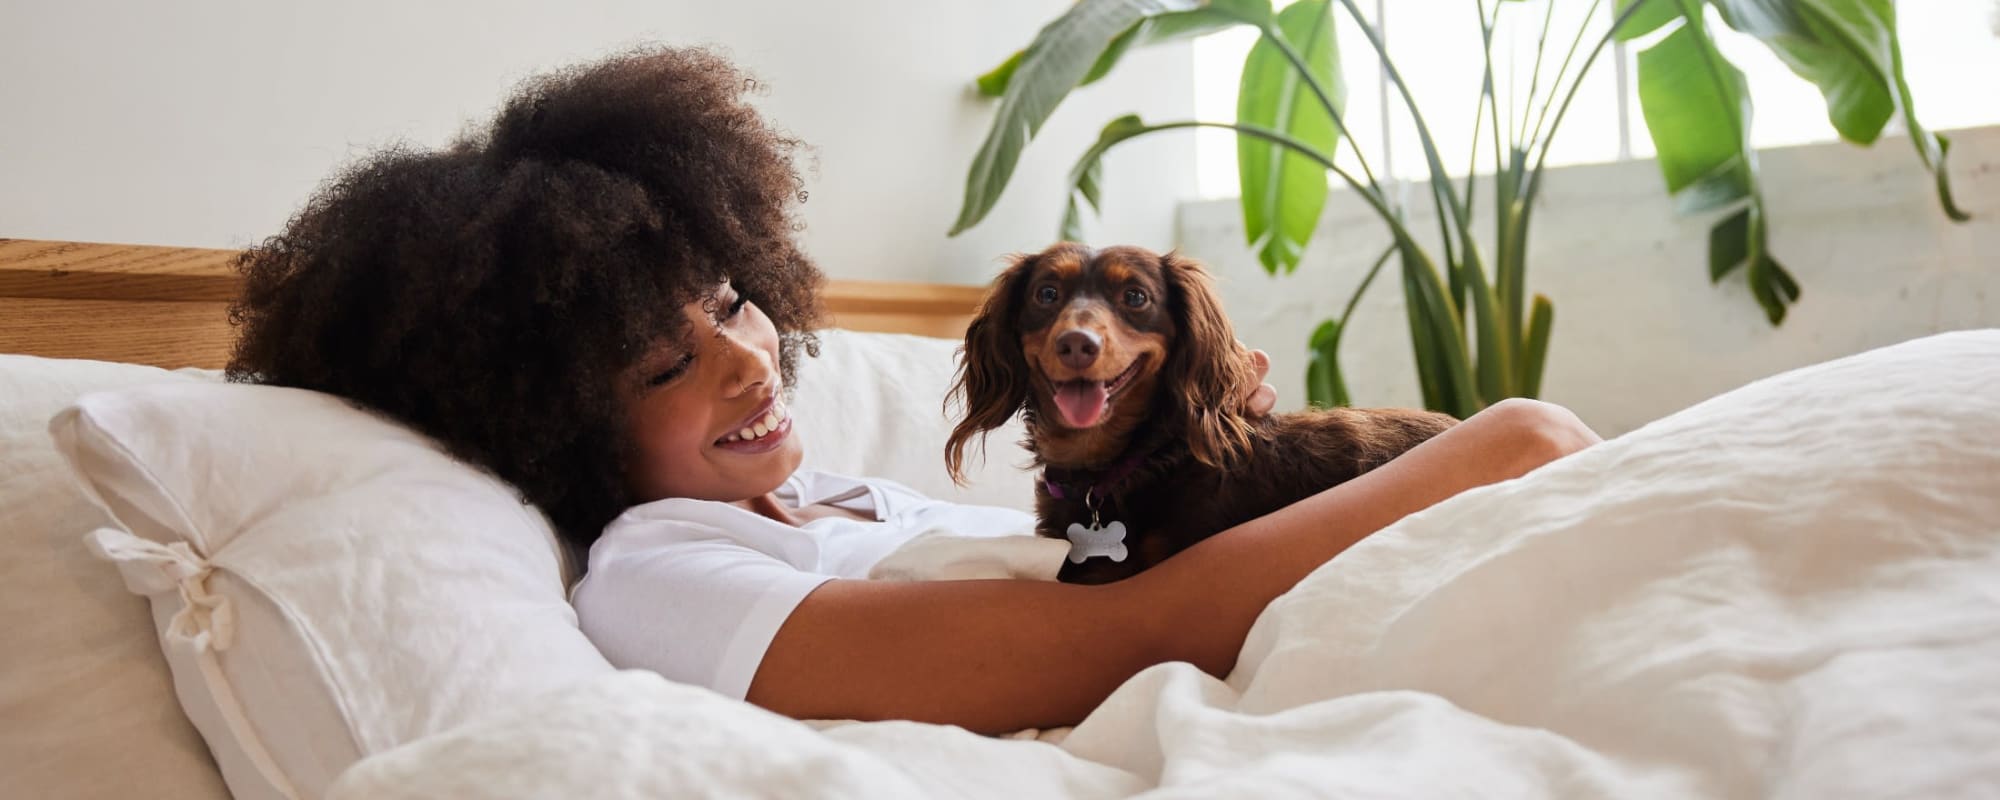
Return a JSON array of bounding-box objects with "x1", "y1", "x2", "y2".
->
[
  {"x1": 1055, "y1": 302, "x2": 1104, "y2": 333},
  {"x1": 1042, "y1": 247, "x2": 1087, "y2": 282},
  {"x1": 1020, "y1": 331, "x2": 1047, "y2": 368},
  {"x1": 1101, "y1": 258, "x2": 1135, "y2": 288}
]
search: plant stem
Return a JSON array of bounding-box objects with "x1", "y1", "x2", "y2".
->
[
  {"x1": 1176, "y1": 116, "x2": 1479, "y2": 411},
  {"x1": 1313, "y1": 241, "x2": 1398, "y2": 408},
  {"x1": 1525, "y1": 0, "x2": 1606, "y2": 164},
  {"x1": 1524, "y1": 0, "x2": 1651, "y2": 202},
  {"x1": 1261, "y1": 24, "x2": 1384, "y2": 197},
  {"x1": 1463, "y1": 91, "x2": 1483, "y2": 222},
  {"x1": 1337, "y1": 243, "x2": 1399, "y2": 340},
  {"x1": 1516, "y1": 0, "x2": 1561, "y2": 147},
  {"x1": 1471, "y1": 0, "x2": 1503, "y2": 333},
  {"x1": 1478, "y1": 0, "x2": 1505, "y2": 182},
  {"x1": 1102, "y1": 120, "x2": 1428, "y2": 256},
  {"x1": 1333, "y1": 0, "x2": 1479, "y2": 262}
]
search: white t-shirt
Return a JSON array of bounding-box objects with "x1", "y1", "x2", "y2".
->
[{"x1": 570, "y1": 470, "x2": 1036, "y2": 700}]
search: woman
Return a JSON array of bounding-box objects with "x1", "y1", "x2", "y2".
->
[{"x1": 227, "y1": 47, "x2": 1600, "y2": 734}]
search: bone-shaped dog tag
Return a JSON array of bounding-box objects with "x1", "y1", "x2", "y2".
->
[{"x1": 1065, "y1": 520, "x2": 1128, "y2": 564}]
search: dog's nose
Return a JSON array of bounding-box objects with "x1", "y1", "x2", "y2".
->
[{"x1": 1055, "y1": 330, "x2": 1101, "y2": 370}]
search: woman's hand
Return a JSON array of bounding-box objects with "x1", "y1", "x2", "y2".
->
[{"x1": 1241, "y1": 344, "x2": 1277, "y2": 417}]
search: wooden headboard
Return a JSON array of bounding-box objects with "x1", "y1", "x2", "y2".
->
[{"x1": 0, "y1": 238, "x2": 986, "y2": 370}]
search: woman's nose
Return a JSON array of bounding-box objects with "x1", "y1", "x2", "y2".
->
[{"x1": 718, "y1": 332, "x2": 776, "y2": 397}]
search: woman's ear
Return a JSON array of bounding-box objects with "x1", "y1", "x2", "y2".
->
[
  {"x1": 945, "y1": 253, "x2": 1039, "y2": 485},
  {"x1": 1161, "y1": 250, "x2": 1257, "y2": 469}
]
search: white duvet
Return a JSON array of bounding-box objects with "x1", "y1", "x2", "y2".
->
[{"x1": 330, "y1": 331, "x2": 2000, "y2": 799}]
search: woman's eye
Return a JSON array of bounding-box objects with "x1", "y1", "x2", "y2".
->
[
  {"x1": 647, "y1": 354, "x2": 693, "y2": 387},
  {"x1": 1123, "y1": 288, "x2": 1149, "y2": 308},
  {"x1": 1035, "y1": 285, "x2": 1059, "y2": 305},
  {"x1": 727, "y1": 294, "x2": 750, "y2": 318}
]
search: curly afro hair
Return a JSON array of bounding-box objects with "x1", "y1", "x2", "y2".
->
[{"x1": 227, "y1": 46, "x2": 826, "y2": 553}]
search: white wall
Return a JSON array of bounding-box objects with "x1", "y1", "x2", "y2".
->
[
  {"x1": 1181, "y1": 125, "x2": 2000, "y2": 436},
  {"x1": 0, "y1": 0, "x2": 1195, "y2": 286}
]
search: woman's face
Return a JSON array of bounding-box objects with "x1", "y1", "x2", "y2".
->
[{"x1": 622, "y1": 281, "x2": 802, "y2": 503}]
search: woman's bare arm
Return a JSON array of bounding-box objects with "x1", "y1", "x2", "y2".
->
[{"x1": 747, "y1": 399, "x2": 1598, "y2": 733}]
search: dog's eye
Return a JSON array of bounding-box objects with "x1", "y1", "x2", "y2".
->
[
  {"x1": 1123, "y1": 288, "x2": 1149, "y2": 308},
  {"x1": 1036, "y1": 285, "x2": 1060, "y2": 305}
]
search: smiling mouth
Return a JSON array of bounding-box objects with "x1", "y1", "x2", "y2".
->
[
  {"x1": 715, "y1": 399, "x2": 791, "y2": 447},
  {"x1": 1049, "y1": 356, "x2": 1145, "y2": 430}
]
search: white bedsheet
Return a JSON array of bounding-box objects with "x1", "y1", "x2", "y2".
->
[{"x1": 329, "y1": 331, "x2": 2000, "y2": 799}]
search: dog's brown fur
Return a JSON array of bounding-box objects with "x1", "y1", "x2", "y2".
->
[{"x1": 946, "y1": 243, "x2": 1458, "y2": 584}]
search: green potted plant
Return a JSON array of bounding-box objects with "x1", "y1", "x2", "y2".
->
[{"x1": 952, "y1": 0, "x2": 1969, "y2": 415}]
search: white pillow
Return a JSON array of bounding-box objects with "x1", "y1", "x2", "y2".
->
[
  {"x1": 793, "y1": 329, "x2": 1035, "y2": 511},
  {"x1": 42, "y1": 329, "x2": 1029, "y2": 799},
  {"x1": 0, "y1": 356, "x2": 229, "y2": 800},
  {"x1": 51, "y1": 382, "x2": 616, "y2": 800}
]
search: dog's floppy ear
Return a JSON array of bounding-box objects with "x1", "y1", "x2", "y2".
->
[
  {"x1": 1161, "y1": 250, "x2": 1258, "y2": 469},
  {"x1": 945, "y1": 253, "x2": 1039, "y2": 485}
]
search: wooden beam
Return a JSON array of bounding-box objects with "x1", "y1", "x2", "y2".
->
[
  {"x1": 0, "y1": 238, "x2": 240, "y2": 302},
  {"x1": 0, "y1": 239, "x2": 983, "y2": 368}
]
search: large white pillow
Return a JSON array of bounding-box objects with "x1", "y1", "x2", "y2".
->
[
  {"x1": 792, "y1": 329, "x2": 1035, "y2": 511},
  {"x1": 0, "y1": 356, "x2": 229, "y2": 800},
  {"x1": 40, "y1": 328, "x2": 1029, "y2": 799},
  {"x1": 51, "y1": 382, "x2": 617, "y2": 800}
]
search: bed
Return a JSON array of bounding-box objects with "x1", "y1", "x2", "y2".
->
[{"x1": 5, "y1": 237, "x2": 1998, "y2": 799}]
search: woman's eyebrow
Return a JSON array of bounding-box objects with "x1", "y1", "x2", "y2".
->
[{"x1": 633, "y1": 335, "x2": 689, "y2": 368}]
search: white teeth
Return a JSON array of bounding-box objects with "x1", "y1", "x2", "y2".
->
[{"x1": 721, "y1": 403, "x2": 790, "y2": 445}]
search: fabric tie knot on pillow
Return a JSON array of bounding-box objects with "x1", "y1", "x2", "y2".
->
[{"x1": 85, "y1": 528, "x2": 236, "y2": 653}]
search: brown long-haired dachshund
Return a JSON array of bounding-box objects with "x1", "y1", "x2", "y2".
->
[{"x1": 946, "y1": 243, "x2": 1458, "y2": 584}]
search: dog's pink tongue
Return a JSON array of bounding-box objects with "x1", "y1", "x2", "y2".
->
[{"x1": 1054, "y1": 382, "x2": 1109, "y2": 428}]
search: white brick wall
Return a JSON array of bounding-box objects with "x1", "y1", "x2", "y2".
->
[{"x1": 1179, "y1": 125, "x2": 2000, "y2": 435}]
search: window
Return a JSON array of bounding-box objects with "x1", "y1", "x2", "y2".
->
[{"x1": 1193, "y1": 0, "x2": 2000, "y2": 198}]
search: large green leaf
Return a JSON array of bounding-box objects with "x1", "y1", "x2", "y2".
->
[
  {"x1": 1398, "y1": 244, "x2": 1481, "y2": 417},
  {"x1": 1708, "y1": 202, "x2": 1803, "y2": 323},
  {"x1": 1057, "y1": 116, "x2": 1347, "y2": 241},
  {"x1": 1712, "y1": 1, "x2": 1892, "y2": 144},
  {"x1": 1636, "y1": 4, "x2": 1808, "y2": 323},
  {"x1": 1707, "y1": 202, "x2": 1754, "y2": 282},
  {"x1": 1613, "y1": 0, "x2": 1684, "y2": 40},
  {"x1": 1459, "y1": 245, "x2": 1513, "y2": 402},
  {"x1": 1886, "y1": 9, "x2": 1967, "y2": 222},
  {"x1": 1059, "y1": 115, "x2": 1156, "y2": 241},
  {"x1": 951, "y1": 0, "x2": 1209, "y2": 237},
  {"x1": 1519, "y1": 293, "x2": 1554, "y2": 398},
  {"x1": 1060, "y1": 154, "x2": 1106, "y2": 243},
  {"x1": 1238, "y1": 0, "x2": 1342, "y2": 274},
  {"x1": 1636, "y1": 8, "x2": 1754, "y2": 214},
  {"x1": 976, "y1": 6, "x2": 1257, "y2": 98},
  {"x1": 1712, "y1": 0, "x2": 1966, "y2": 220},
  {"x1": 1629, "y1": 0, "x2": 1967, "y2": 221},
  {"x1": 975, "y1": 51, "x2": 1027, "y2": 98},
  {"x1": 1400, "y1": 252, "x2": 1449, "y2": 413},
  {"x1": 1305, "y1": 318, "x2": 1349, "y2": 408}
]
